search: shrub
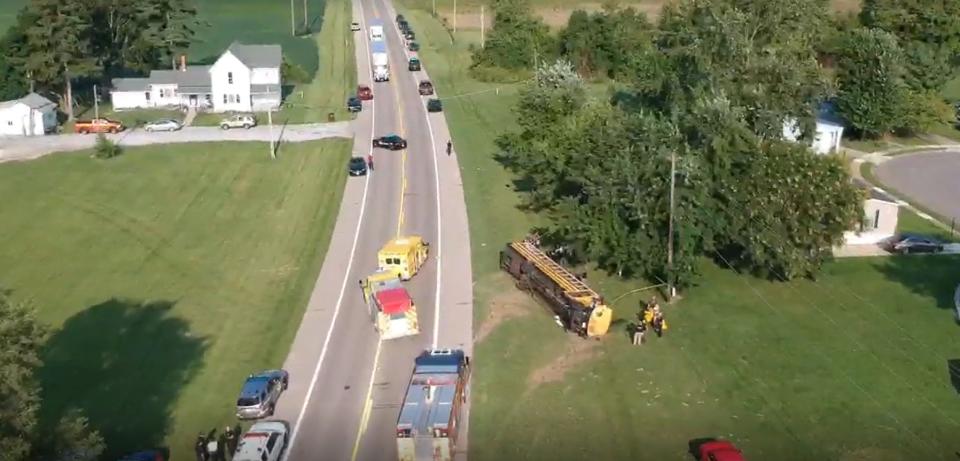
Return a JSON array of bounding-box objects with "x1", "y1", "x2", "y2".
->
[{"x1": 92, "y1": 133, "x2": 122, "y2": 159}]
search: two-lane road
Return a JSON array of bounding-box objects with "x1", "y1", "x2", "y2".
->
[{"x1": 274, "y1": 0, "x2": 473, "y2": 459}]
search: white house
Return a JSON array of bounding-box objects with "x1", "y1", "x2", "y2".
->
[
  {"x1": 844, "y1": 178, "x2": 900, "y2": 245},
  {"x1": 110, "y1": 42, "x2": 282, "y2": 113},
  {"x1": 783, "y1": 103, "x2": 845, "y2": 155},
  {"x1": 0, "y1": 93, "x2": 57, "y2": 136}
]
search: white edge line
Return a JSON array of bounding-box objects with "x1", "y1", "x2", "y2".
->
[
  {"x1": 384, "y1": 4, "x2": 445, "y2": 349},
  {"x1": 283, "y1": 0, "x2": 378, "y2": 457}
]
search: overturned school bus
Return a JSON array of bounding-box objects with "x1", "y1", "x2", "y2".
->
[
  {"x1": 378, "y1": 236, "x2": 429, "y2": 281},
  {"x1": 500, "y1": 237, "x2": 612, "y2": 337}
]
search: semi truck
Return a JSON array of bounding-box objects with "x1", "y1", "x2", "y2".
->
[
  {"x1": 500, "y1": 236, "x2": 613, "y2": 337},
  {"x1": 360, "y1": 271, "x2": 419, "y2": 339},
  {"x1": 369, "y1": 19, "x2": 384, "y2": 41},
  {"x1": 396, "y1": 349, "x2": 470, "y2": 461},
  {"x1": 372, "y1": 40, "x2": 389, "y2": 82}
]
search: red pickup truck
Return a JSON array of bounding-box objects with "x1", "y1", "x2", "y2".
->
[{"x1": 74, "y1": 118, "x2": 124, "y2": 134}]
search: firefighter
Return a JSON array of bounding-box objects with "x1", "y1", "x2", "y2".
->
[
  {"x1": 225, "y1": 426, "x2": 238, "y2": 458},
  {"x1": 195, "y1": 433, "x2": 208, "y2": 461},
  {"x1": 652, "y1": 305, "x2": 667, "y2": 337}
]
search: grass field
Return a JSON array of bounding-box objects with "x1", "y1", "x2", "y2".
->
[
  {"x1": 0, "y1": 140, "x2": 350, "y2": 459},
  {"x1": 403, "y1": 6, "x2": 960, "y2": 460}
]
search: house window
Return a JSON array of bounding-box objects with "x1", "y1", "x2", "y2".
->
[
  {"x1": 236, "y1": 94, "x2": 240, "y2": 104},
  {"x1": 228, "y1": 72, "x2": 233, "y2": 84},
  {"x1": 874, "y1": 209, "x2": 880, "y2": 229},
  {"x1": 223, "y1": 94, "x2": 228, "y2": 104},
  {"x1": 145, "y1": 92, "x2": 151, "y2": 101}
]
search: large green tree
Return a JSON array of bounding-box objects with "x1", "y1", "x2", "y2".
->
[
  {"x1": 559, "y1": 4, "x2": 659, "y2": 81},
  {"x1": 860, "y1": 0, "x2": 960, "y2": 92},
  {"x1": 471, "y1": 0, "x2": 553, "y2": 72},
  {"x1": 833, "y1": 27, "x2": 910, "y2": 137}
]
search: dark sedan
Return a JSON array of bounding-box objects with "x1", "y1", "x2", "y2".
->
[
  {"x1": 884, "y1": 234, "x2": 945, "y2": 254},
  {"x1": 373, "y1": 134, "x2": 407, "y2": 150},
  {"x1": 349, "y1": 157, "x2": 368, "y2": 176},
  {"x1": 427, "y1": 98, "x2": 443, "y2": 112},
  {"x1": 347, "y1": 96, "x2": 362, "y2": 113}
]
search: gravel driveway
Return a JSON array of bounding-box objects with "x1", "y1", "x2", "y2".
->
[
  {"x1": 876, "y1": 150, "x2": 960, "y2": 224},
  {"x1": 0, "y1": 122, "x2": 353, "y2": 163}
]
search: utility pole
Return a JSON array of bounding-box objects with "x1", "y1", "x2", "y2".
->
[
  {"x1": 268, "y1": 108, "x2": 276, "y2": 159},
  {"x1": 93, "y1": 84, "x2": 99, "y2": 120},
  {"x1": 453, "y1": 0, "x2": 457, "y2": 32},
  {"x1": 480, "y1": 6, "x2": 485, "y2": 48},
  {"x1": 432, "y1": 0, "x2": 436, "y2": 16},
  {"x1": 666, "y1": 150, "x2": 677, "y2": 301},
  {"x1": 303, "y1": 0, "x2": 308, "y2": 31},
  {"x1": 290, "y1": 0, "x2": 296, "y2": 35}
]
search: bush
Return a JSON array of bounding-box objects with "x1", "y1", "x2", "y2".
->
[
  {"x1": 92, "y1": 133, "x2": 122, "y2": 159},
  {"x1": 281, "y1": 56, "x2": 311, "y2": 84}
]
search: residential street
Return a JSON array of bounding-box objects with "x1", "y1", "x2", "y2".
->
[
  {"x1": 0, "y1": 121, "x2": 352, "y2": 163},
  {"x1": 876, "y1": 150, "x2": 960, "y2": 225}
]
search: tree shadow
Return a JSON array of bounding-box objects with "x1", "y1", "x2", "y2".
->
[
  {"x1": 948, "y1": 359, "x2": 960, "y2": 394},
  {"x1": 37, "y1": 298, "x2": 207, "y2": 459},
  {"x1": 873, "y1": 255, "x2": 960, "y2": 311}
]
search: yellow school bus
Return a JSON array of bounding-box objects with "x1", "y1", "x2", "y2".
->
[{"x1": 378, "y1": 236, "x2": 429, "y2": 281}]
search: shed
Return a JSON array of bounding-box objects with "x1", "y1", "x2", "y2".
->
[
  {"x1": 0, "y1": 93, "x2": 57, "y2": 136},
  {"x1": 375, "y1": 287, "x2": 413, "y2": 315},
  {"x1": 783, "y1": 103, "x2": 845, "y2": 155},
  {"x1": 844, "y1": 178, "x2": 900, "y2": 245}
]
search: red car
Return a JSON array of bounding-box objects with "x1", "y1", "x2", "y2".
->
[
  {"x1": 699, "y1": 440, "x2": 745, "y2": 461},
  {"x1": 357, "y1": 84, "x2": 373, "y2": 101}
]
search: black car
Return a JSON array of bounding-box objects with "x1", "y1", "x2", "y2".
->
[
  {"x1": 373, "y1": 134, "x2": 408, "y2": 150},
  {"x1": 884, "y1": 233, "x2": 945, "y2": 254},
  {"x1": 408, "y1": 57, "x2": 421, "y2": 71},
  {"x1": 404, "y1": 30, "x2": 415, "y2": 41},
  {"x1": 348, "y1": 157, "x2": 368, "y2": 176},
  {"x1": 408, "y1": 41, "x2": 420, "y2": 52},
  {"x1": 427, "y1": 98, "x2": 443, "y2": 112},
  {"x1": 399, "y1": 20, "x2": 410, "y2": 31},
  {"x1": 396, "y1": 14, "x2": 405, "y2": 23},
  {"x1": 347, "y1": 96, "x2": 362, "y2": 113}
]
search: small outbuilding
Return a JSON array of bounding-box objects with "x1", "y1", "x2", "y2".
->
[
  {"x1": 844, "y1": 178, "x2": 900, "y2": 245},
  {"x1": 783, "y1": 103, "x2": 845, "y2": 155},
  {"x1": 0, "y1": 93, "x2": 58, "y2": 136}
]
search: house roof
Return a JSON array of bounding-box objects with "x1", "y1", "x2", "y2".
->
[
  {"x1": 816, "y1": 101, "x2": 844, "y2": 127},
  {"x1": 227, "y1": 42, "x2": 282, "y2": 69},
  {"x1": 149, "y1": 66, "x2": 212, "y2": 86},
  {"x1": 112, "y1": 78, "x2": 150, "y2": 92},
  {"x1": 854, "y1": 178, "x2": 898, "y2": 204},
  {"x1": 0, "y1": 92, "x2": 56, "y2": 110}
]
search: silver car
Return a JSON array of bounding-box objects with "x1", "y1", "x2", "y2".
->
[
  {"x1": 143, "y1": 119, "x2": 183, "y2": 132},
  {"x1": 236, "y1": 369, "x2": 289, "y2": 420},
  {"x1": 220, "y1": 114, "x2": 257, "y2": 130}
]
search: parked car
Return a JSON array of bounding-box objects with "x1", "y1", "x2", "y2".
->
[
  {"x1": 220, "y1": 114, "x2": 257, "y2": 130},
  {"x1": 74, "y1": 118, "x2": 123, "y2": 134},
  {"x1": 395, "y1": 14, "x2": 405, "y2": 23},
  {"x1": 357, "y1": 84, "x2": 374, "y2": 101},
  {"x1": 235, "y1": 369, "x2": 289, "y2": 420},
  {"x1": 427, "y1": 98, "x2": 443, "y2": 112},
  {"x1": 418, "y1": 80, "x2": 434, "y2": 96},
  {"x1": 404, "y1": 29, "x2": 415, "y2": 41},
  {"x1": 143, "y1": 119, "x2": 183, "y2": 132},
  {"x1": 398, "y1": 20, "x2": 409, "y2": 32},
  {"x1": 349, "y1": 157, "x2": 368, "y2": 176},
  {"x1": 347, "y1": 97, "x2": 362, "y2": 113},
  {"x1": 119, "y1": 451, "x2": 165, "y2": 461},
  {"x1": 350, "y1": 22, "x2": 361, "y2": 31},
  {"x1": 232, "y1": 420, "x2": 289, "y2": 461},
  {"x1": 372, "y1": 134, "x2": 407, "y2": 150},
  {"x1": 408, "y1": 57, "x2": 421, "y2": 71},
  {"x1": 698, "y1": 440, "x2": 745, "y2": 461},
  {"x1": 883, "y1": 233, "x2": 945, "y2": 254},
  {"x1": 408, "y1": 41, "x2": 420, "y2": 52}
]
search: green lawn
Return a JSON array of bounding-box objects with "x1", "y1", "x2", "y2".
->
[
  {"x1": 0, "y1": 140, "x2": 350, "y2": 459},
  {"x1": 404, "y1": 6, "x2": 960, "y2": 461}
]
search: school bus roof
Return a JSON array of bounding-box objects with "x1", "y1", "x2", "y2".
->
[{"x1": 379, "y1": 235, "x2": 425, "y2": 255}]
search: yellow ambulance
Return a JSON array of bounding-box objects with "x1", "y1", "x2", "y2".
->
[{"x1": 378, "y1": 236, "x2": 429, "y2": 281}]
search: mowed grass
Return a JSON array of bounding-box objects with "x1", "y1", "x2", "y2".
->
[
  {"x1": 192, "y1": 0, "x2": 356, "y2": 125},
  {"x1": 0, "y1": 140, "x2": 350, "y2": 459},
  {"x1": 403, "y1": 6, "x2": 960, "y2": 461}
]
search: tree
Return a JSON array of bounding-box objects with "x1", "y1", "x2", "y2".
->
[
  {"x1": 558, "y1": 4, "x2": 659, "y2": 81},
  {"x1": 471, "y1": 0, "x2": 553, "y2": 73},
  {"x1": 15, "y1": 0, "x2": 98, "y2": 120},
  {"x1": 860, "y1": 0, "x2": 960, "y2": 91},
  {"x1": 93, "y1": 133, "x2": 123, "y2": 159},
  {"x1": 41, "y1": 409, "x2": 105, "y2": 461},
  {"x1": 0, "y1": 291, "x2": 47, "y2": 461},
  {"x1": 833, "y1": 27, "x2": 910, "y2": 137},
  {"x1": 152, "y1": 0, "x2": 203, "y2": 71}
]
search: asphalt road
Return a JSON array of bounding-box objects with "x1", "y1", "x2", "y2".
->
[
  {"x1": 274, "y1": 0, "x2": 474, "y2": 459},
  {"x1": 876, "y1": 150, "x2": 960, "y2": 225},
  {"x1": 0, "y1": 122, "x2": 352, "y2": 163}
]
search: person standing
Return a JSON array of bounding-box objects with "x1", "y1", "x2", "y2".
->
[
  {"x1": 195, "y1": 433, "x2": 208, "y2": 461},
  {"x1": 446, "y1": 140, "x2": 452, "y2": 156},
  {"x1": 367, "y1": 153, "x2": 374, "y2": 170},
  {"x1": 225, "y1": 426, "x2": 239, "y2": 459}
]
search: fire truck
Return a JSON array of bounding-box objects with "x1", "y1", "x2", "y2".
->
[
  {"x1": 396, "y1": 349, "x2": 470, "y2": 461},
  {"x1": 360, "y1": 271, "x2": 419, "y2": 340}
]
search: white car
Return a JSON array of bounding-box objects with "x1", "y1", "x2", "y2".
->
[
  {"x1": 143, "y1": 119, "x2": 183, "y2": 132},
  {"x1": 220, "y1": 114, "x2": 257, "y2": 130},
  {"x1": 232, "y1": 420, "x2": 288, "y2": 461},
  {"x1": 350, "y1": 22, "x2": 361, "y2": 31}
]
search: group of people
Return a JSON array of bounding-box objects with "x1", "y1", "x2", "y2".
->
[
  {"x1": 631, "y1": 298, "x2": 668, "y2": 345},
  {"x1": 195, "y1": 426, "x2": 238, "y2": 461}
]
